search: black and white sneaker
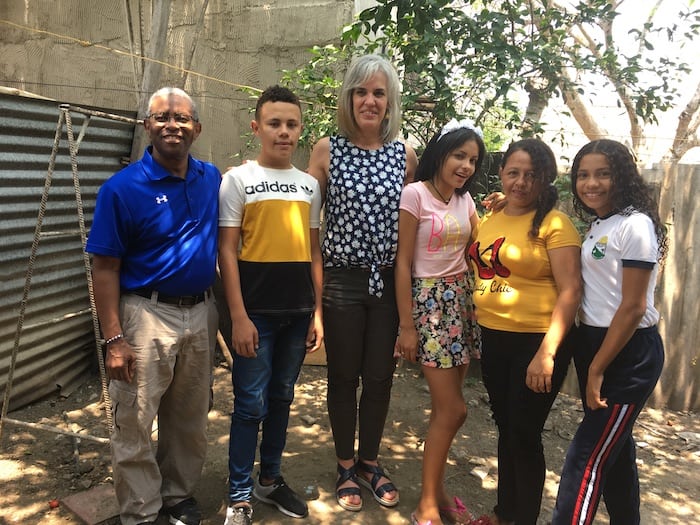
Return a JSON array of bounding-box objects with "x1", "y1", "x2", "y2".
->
[
  {"x1": 165, "y1": 497, "x2": 201, "y2": 525},
  {"x1": 253, "y1": 476, "x2": 308, "y2": 518}
]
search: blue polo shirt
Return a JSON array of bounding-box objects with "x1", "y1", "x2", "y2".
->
[{"x1": 86, "y1": 147, "x2": 221, "y2": 296}]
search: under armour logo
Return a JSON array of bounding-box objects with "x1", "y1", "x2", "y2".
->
[{"x1": 155, "y1": 194, "x2": 168, "y2": 204}]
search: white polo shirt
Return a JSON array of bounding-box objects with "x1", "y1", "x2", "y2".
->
[{"x1": 579, "y1": 208, "x2": 660, "y2": 328}]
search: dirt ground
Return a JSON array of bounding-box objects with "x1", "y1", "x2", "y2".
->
[{"x1": 1, "y1": 356, "x2": 699, "y2": 525}]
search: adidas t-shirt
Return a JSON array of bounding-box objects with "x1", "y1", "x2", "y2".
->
[{"x1": 219, "y1": 161, "x2": 322, "y2": 315}]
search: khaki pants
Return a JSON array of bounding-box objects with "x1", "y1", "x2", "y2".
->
[{"x1": 109, "y1": 292, "x2": 218, "y2": 525}]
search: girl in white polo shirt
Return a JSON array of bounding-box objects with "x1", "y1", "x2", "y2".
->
[{"x1": 552, "y1": 139, "x2": 666, "y2": 525}]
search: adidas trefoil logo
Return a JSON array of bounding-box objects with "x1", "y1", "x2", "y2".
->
[{"x1": 300, "y1": 185, "x2": 313, "y2": 196}]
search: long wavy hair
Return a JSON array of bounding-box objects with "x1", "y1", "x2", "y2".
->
[
  {"x1": 415, "y1": 127, "x2": 486, "y2": 196},
  {"x1": 570, "y1": 139, "x2": 667, "y2": 259},
  {"x1": 500, "y1": 138, "x2": 558, "y2": 237}
]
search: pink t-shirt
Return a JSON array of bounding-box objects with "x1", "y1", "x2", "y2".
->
[{"x1": 399, "y1": 181, "x2": 476, "y2": 278}]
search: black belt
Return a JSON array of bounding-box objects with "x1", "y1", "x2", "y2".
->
[{"x1": 127, "y1": 288, "x2": 210, "y2": 307}]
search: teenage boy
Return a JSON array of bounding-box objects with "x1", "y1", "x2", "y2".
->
[{"x1": 218, "y1": 85, "x2": 323, "y2": 525}]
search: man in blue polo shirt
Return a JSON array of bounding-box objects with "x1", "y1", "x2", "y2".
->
[{"x1": 86, "y1": 87, "x2": 220, "y2": 525}]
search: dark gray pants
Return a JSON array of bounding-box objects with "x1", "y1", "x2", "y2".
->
[{"x1": 323, "y1": 267, "x2": 399, "y2": 461}]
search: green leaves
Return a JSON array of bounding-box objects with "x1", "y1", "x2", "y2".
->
[
  {"x1": 281, "y1": 0, "x2": 699, "y2": 156},
  {"x1": 279, "y1": 45, "x2": 351, "y2": 148}
]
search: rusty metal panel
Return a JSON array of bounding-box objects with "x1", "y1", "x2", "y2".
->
[{"x1": 0, "y1": 90, "x2": 135, "y2": 411}]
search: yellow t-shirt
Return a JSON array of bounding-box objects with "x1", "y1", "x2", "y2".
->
[{"x1": 469, "y1": 209, "x2": 580, "y2": 332}]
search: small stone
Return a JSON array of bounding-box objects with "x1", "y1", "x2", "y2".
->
[
  {"x1": 300, "y1": 415, "x2": 317, "y2": 426},
  {"x1": 449, "y1": 448, "x2": 468, "y2": 461},
  {"x1": 677, "y1": 431, "x2": 700, "y2": 444},
  {"x1": 78, "y1": 460, "x2": 94, "y2": 474},
  {"x1": 557, "y1": 428, "x2": 574, "y2": 441},
  {"x1": 303, "y1": 484, "x2": 319, "y2": 500},
  {"x1": 470, "y1": 466, "x2": 489, "y2": 480}
]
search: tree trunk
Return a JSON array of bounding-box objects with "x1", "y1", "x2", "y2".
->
[
  {"x1": 180, "y1": 0, "x2": 210, "y2": 87},
  {"x1": 560, "y1": 82, "x2": 608, "y2": 141},
  {"x1": 667, "y1": 80, "x2": 700, "y2": 163},
  {"x1": 522, "y1": 83, "x2": 549, "y2": 137}
]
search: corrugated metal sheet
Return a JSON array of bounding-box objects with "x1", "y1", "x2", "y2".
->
[{"x1": 0, "y1": 90, "x2": 135, "y2": 411}]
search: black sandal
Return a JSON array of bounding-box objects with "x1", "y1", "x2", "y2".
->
[
  {"x1": 336, "y1": 463, "x2": 362, "y2": 512},
  {"x1": 356, "y1": 459, "x2": 399, "y2": 507}
]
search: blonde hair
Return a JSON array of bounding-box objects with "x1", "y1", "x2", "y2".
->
[{"x1": 337, "y1": 55, "x2": 402, "y2": 143}]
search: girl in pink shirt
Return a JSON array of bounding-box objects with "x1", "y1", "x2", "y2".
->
[{"x1": 395, "y1": 120, "x2": 491, "y2": 525}]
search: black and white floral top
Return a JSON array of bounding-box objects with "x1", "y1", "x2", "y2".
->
[{"x1": 322, "y1": 135, "x2": 407, "y2": 296}]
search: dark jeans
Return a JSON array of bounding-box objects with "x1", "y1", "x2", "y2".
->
[
  {"x1": 323, "y1": 267, "x2": 399, "y2": 461},
  {"x1": 552, "y1": 324, "x2": 664, "y2": 525},
  {"x1": 480, "y1": 326, "x2": 573, "y2": 525},
  {"x1": 227, "y1": 313, "x2": 309, "y2": 503}
]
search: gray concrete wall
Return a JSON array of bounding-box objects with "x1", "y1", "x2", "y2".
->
[{"x1": 0, "y1": 0, "x2": 354, "y2": 170}]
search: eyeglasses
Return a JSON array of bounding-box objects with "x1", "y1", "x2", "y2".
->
[{"x1": 147, "y1": 112, "x2": 198, "y2": 124}]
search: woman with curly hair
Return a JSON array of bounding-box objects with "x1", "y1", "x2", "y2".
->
[
  {"x1": 468, "y1": 138, "x2": 582, "y2": 525},
  {"x1": 552, "y1": 139, "x2": 666, "y2": 525}
]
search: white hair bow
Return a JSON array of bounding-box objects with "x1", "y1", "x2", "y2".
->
[{"x1": 437, "y1": 118, "x2": 483, "y2": 141}]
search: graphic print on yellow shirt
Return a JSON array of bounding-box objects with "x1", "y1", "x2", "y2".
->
[{"x1": 468, "y1": 237, "x2": 510, "y2": 280}]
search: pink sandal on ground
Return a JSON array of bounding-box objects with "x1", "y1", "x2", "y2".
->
[
  {"x1": 439, "y1": 497, "x2": 495, "y2": 525},
  {"x1": 439, "y1": 497, "x2": 473, "y2": 525}
]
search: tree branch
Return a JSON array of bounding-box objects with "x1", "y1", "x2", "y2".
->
[
  {"x1": 668, "y1": 80, "x2": 700, "y2": 162},
  {"x1": 559, "y1": 70, "x2": 609, "y2": 140},
  {"x1": 598, "y1": 10, "x2": 645, "y2": 150}
]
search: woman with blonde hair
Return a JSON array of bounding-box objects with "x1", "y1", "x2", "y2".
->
[{"x1": 307, "y1": 54, "x2": 417, "y2": 512}]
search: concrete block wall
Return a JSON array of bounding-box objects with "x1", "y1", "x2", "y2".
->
[{"x1": 0, "y1": 0, "x2": 354, "y2": 169}]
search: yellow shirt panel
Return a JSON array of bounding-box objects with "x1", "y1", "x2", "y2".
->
[
  {"x1": 471, "y1": 209, "x2": 580, "y2": 332},
  {"x1": 240, "y1": 199, "x2": 312, "y2": 262}
]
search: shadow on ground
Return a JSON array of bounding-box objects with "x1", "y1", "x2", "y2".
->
[{"x1": 1, "y1": 359, "x2": 699, "y2": 524}]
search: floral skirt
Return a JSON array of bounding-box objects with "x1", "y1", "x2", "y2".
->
[{"x1": 412, "y1": 272, "x2": 481, "y2": 368}]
